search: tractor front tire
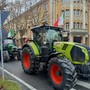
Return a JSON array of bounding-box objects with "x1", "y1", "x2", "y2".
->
[
  {"x1": 3, "y1": 50, "x2": 10, "y2": 62},
  {"x1": 48, "y1": 57, "x2": 77, "y2": 90},
  {"x1": 17, "y1": 50, "x2": 22, "y2": 61},
  {"x1": 21, "y1": 47, "x2": 36, "y2": 74}
]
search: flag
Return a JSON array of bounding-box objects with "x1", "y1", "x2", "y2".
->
[
  {"x1": 1, "y1": 11, "x2": 9, "y2": 25},
  {"x1": 54, "y1": 14, "x2": 64, "y2": 26},
  {"x1": 8, "y1": 30, "x2": 15, "y2": 38}
]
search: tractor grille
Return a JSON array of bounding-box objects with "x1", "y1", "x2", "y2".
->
[
  {"x1": 88, "y1": 50, "x2": 90, "y2": 62},
  {"x1": 70, "y1": 46, "x2": 85, "y2": 62},
  {"x1": 76, "y1": 44, "x2": 90, "y2": 63}
]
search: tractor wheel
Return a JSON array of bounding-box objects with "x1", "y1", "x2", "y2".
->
[
  {"x1": 21, "y1": 47, "x2": 36, "y2": 74},
  {"x1": 17, "y1": 50, "x2": 22, "y2": 61},
  {"x1": 3, "y1": 50, "x2": 10, "y2": 62},
  {"x1": 75, "y1": 64, "x2": 90, "y2": 79},
  {"x1": 48, "y1": 57, "x2": 77, "y2": 90},
  {"x1": 0, "y1": 52, "x2": 1, "y2": 60}
]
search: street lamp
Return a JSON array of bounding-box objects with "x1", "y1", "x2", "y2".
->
[{"x1": 0, "y1": 0, "x2": 7, "y2": 80}]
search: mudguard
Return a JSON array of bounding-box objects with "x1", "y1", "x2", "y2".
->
[{"x1": 22, "y1": 41, "x2": 40, "y2": 56}]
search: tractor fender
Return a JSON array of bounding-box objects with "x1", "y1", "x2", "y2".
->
[
  {"x1": 22, "y1": 42, "x2": 40, "y2": 56},
  {"x1": 46, "y1": 52, "x2": 63, "y2": 65},
  {"x1": 22, "y1": 44, "x2": 31, "y2": 50}
]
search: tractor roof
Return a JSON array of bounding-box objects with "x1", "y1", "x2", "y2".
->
[{"x1": 31, "y1": 25, "x2": 63, "y2": 32}]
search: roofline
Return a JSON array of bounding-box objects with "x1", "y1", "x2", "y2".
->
[{"x1": 31, "y1": 25, "x2": 63, "y2": 31}]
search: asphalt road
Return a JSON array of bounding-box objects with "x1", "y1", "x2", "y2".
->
[{"x1": 0, "y1": 60, "x2": 90, "y2": 90}]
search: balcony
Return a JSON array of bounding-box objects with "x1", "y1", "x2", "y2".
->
[{"x1": 70, "y1": 28, "x2": 87, "y2": 35}]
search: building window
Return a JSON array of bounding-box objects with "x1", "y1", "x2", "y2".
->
[
  {"x1": 73, "y1": 22, "x2": 80, "y2": 29},
  {"x1": 62, "y1": 0, "x2": 64, "y2": 3},
  {"x1": 74, "y1": 0, "x2": 79, "y2": 3},
  {"x1": 85, "y1": 24, "x2": 87, "y2": 29},
  {"x1": 77, "y1": 0, "x2": 79, "y2": 3},
  {"x1": 86, "y1": 11, "x2": 87, "y2": 17},
  {"x1": 81, "y1": 10, "x2": 83, "y2": 15},
  {"x1": 62, "y1": 10, "x2": 65, "y2": 14},
  {"x1": 73, "y1": 22, "x2": 76, "y2": 29},
  {"x1": 66, "y1": 9, "x2": 70, "y2": 16},
  {"x1": 74, "y1": 0, "x2": 77, "y2": 3},
  {"x1": 77, "y1": 9, "x2": 80, "y2": 15},
  {"x1": 80, "y1": 23, "x2": 82, "y2": 28},
  {"x1": 74, "y1": 9, "x2": 80, "y2": 15},
  {"x1": 43, "y1": 12, "x2": 48, "y2": 21},
  {"x1": 74, "y1": 9, "x2": 76, "y2": 15},
  {"x1": 44, "y1": 3, "x2": 48, "y2": 11},
  {"x1": 77, "y1": 22, "x2": 80, "y2": 29},
  {"x1": 66, "y1": 22, "x2": 69, "y2": 30},
  {"x1": 66, "y1": 0, "x2": 70, "y2": 3}
]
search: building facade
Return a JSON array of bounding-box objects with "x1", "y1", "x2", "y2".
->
[
  {"x1": 87, "y1": 0, "x2": 90, "y2": 46},
  {"x1": 61, "y1": 0, "x2": 89, "y2": 45},
  {"x1": 4, "y1": 0, "x2": 90, "y2": 46}
]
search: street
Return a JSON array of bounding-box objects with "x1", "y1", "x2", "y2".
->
[{"x1": 0, "y1": 60, "x2": 90, "y2": 90}]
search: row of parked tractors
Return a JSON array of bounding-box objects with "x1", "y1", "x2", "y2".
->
[{"x1": 0, "y1": 25, "x2": 90, "y2": 90}]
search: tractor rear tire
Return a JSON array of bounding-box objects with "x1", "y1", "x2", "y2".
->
[
  {"x1": 3, "y1": 50, "x2": 10, "y2": 62},
  {"x1": 21, "y1": 47, "x2": 36, "y2": 74},
  {"x1": 48, "y1": 57, "x2": 77, "y2": 90}
]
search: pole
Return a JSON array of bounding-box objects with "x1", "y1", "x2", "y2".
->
[{"x1": 0, "y1": 10, "x2": 4, "y2": 80}]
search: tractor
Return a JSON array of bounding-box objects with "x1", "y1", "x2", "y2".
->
[
  {"x1": 0, "y1": 29, "x2": 22, "y2": 62},
  {"x1": 21, "y1": 25, "x2": 77, "y2": 90},
  {"x1": 0, "y1": 37, "x2": 21, "y2": 62}
]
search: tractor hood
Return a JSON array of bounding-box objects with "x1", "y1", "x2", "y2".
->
[
  {"x1": 7, "y1": 43, "x2": 18, "y2": 53},
  {"x1": 54, "y1": 42, "x2": 90, "y2": 65}
]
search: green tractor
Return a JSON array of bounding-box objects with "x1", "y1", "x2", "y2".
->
[
  {"x1": 0, "y1": 29, "x2": 22, "y2": 62},
  {"x1": 0, "y1": 37, "x2": 21, "y2": 62},
  {"x1": 21, "y1": 25, "x2": 77, "y2": 90}
]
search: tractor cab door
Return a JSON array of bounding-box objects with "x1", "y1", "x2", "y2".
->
[{"x1": 46, "y1": 29, "x2": 61, "y2": 52}]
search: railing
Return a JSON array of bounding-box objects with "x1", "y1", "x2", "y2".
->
[{"x1": 71, "y1": 28, "x2": 87, "y2": 34}]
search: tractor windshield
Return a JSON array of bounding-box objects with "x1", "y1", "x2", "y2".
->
[
  {"x1": 4, "y1": 39, "x2": 13, "y2": 44},
  {"x1": 46, "y1": 29, "x2": 61, "y2": 42},
  {"x1": 33, "y1": 28, "x2": 61, "y2": 46}
]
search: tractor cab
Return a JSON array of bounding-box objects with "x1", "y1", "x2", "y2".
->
[
  {"x1": 4, "y1": 38, "x2": 14, "y2": 46},
  {"x1": 3, "y1": 38, "x2": 17, "y2": 51},
  {"x1": 31, "y1": 25, "x2": 63, "y2": 54}
]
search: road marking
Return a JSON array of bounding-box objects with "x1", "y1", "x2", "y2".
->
[
  {"x1": 0, "y1": 67, "x2": 37, "y2": 90},
  {"x1": 77, "y1": 80, "x2": 90, "y2": 89}
]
